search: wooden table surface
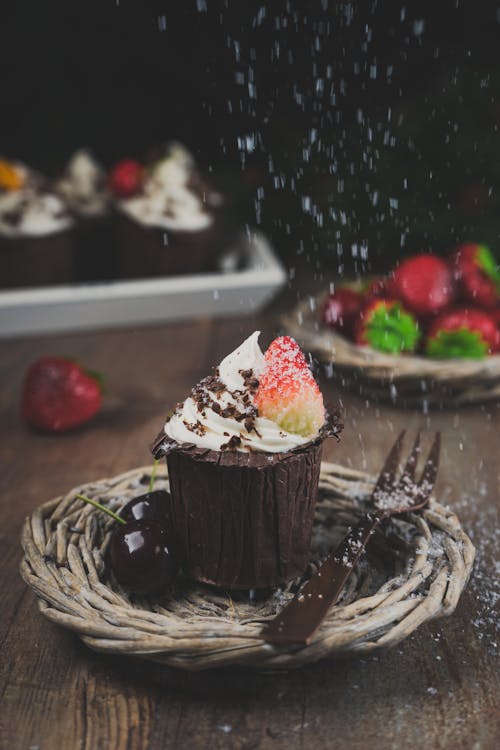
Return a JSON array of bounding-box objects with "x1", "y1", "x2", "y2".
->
[{"x1": 0, "y1": 308, "x2": 499, "y2": 750}]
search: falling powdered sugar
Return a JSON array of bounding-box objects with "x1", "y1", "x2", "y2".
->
[{"x1": 453, "y1": 493, "x2": 499, "y2": 654}]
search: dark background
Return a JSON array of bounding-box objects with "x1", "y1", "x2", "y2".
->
[{"x1": 3, "y1": 0, "x2": 500, "y2": 271}]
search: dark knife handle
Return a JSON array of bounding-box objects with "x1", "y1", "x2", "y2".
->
[{"x1": 262, "y1": 512, "x2": 384, "y2": 646}]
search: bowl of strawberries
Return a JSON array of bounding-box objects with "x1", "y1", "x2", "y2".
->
[{"x1": 284, "y1": 244, "x2": 500, "y2": 406}]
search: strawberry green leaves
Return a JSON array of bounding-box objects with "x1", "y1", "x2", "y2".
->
[
  {"x1": 426, "y1": 328, "x2": 489, "y2": 359},
  {"x1": 477, "y1": 245, "x2": 500, "y2": 292},
  {"x1": 357, "y1": 301, "x2": 420, "y2": 354}
]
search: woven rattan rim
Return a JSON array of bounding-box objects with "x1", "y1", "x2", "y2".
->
[
  {"x1": 20, "y1": 463, "x2": 475, "y2": 671},
  {"x1": 283, "y1": 294, "x2": 500, "y2": 405}
]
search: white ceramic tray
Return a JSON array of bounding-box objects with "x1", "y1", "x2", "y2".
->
[{"x1": 0, "y1": 232, "x2": 286, "y2": 338}]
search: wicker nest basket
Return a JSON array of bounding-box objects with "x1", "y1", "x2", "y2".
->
[
  {"x1": 283, "y1": 295, "x2": 500, "y2": 407},
  {"x1": 20, "y1": 464, "x2": 474, "y2": 671}
]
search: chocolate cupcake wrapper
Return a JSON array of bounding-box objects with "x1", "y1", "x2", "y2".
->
[
  {"x1": 164, "y1": 440, "x2": 324, "y2": 589},
  {"x1": 0, "y1": 230, "x2": 74, "y2": 289},
  {"x1": 114, "y1": 213, "x2": 223, "y2": 279}
]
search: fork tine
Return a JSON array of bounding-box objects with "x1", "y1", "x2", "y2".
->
[
  {"x1": 415, "y1": 432, "x2": 441, "y2": 501},
  {"x1": 399, "y1": 431, "x2": 421, "y2": 484},
  {"x1": 372, "y1": 430, "x2": 406, "y2": 497}
]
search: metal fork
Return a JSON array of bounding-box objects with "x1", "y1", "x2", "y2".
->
[{"x1": 262, "y1": 430, "x2": 441, "y2": 646}]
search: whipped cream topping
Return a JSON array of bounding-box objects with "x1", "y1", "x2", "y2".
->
[
  {"x1": 56, "y1": 149, "x2": 109, "y2": 218},
  {"x1": 0, "y1": 164, "x2": 73, "y2": 238},
  {"x1": 163, "y1": 331, "x2": 317, "y2": 453},
  {"x1": 117, "y1": 142, "x2": 220, "y2": 232}
]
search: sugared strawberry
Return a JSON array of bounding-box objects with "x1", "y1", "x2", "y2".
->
[
  {"x1": 425, "y1": 308, "x2": 500, "y2": 358},
  {"x1": 21, "y1": 357, "x2": 103, "y2": 432},
  {"x1": 322, "y1": 288, "x2": 363, "y2": 339},
  {"x1": 108, "y1": 159, "x2": 144, "y2": 198},
  {"x1": 451, "y1": 243, "x2": 500, "y2": 309},
  {"x1": 354, "y1": 298, "x2": 420, "y2": 354},
  {"x1": 388, "y1": 254, "x2": 455, "y2": 318},
  {"x1": 254, "y1": 336, "x2": 324, "y2": 438}
]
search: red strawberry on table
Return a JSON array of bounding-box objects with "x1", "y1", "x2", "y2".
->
[
  {"x1": 322, "y1": 287, "x2": 363, "y2": 339},
  {"x1": 21, "y1": 357, "x2": 103, "y2": 432},
  {"x1": 451, "y1": 243, "x2": 500, "y2": 309},
  {"x1": 388, "y1": 254, "x2": 455, "y2": 318},
  {"x1": 354, "y1": 298, "x2": 420, "y2": 354},
  {"x1": 108, "y1": 159, "x2": 144, "y2": 198},
  {"x1": 425, "y1": 308, "x2": 500, "y2": 358},
  {"x1": 254, "y1": 336, "x2": 325, "y2": 438}
]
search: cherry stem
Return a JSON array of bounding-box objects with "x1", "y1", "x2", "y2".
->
[
  {"x1": 76, "y1": 494, "x2": 126, "y2": 525},
  {"x1": 148, "y1": 458, "x2": 159, "y2": 493}
]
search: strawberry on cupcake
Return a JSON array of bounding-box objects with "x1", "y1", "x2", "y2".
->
[
  {"x1": 254, "y1": 335, "x2": 325, "y2": 438},
  {"x1": 108, "y1": 159, "x2": 144, "y2": 198}
]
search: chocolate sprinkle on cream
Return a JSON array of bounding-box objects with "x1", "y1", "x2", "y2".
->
[
  {"x1": 239, "y1": 368, "x2": 259, "y2": 395},
  {"x1": 220, "y1": 435, "x2": 242, "y2": 451},
  {"x1": 188, "y1": 375, "x2": 258, "y2": 428},
  {"x1": 204, "y1": 374, "x2": 226, "y2": 393},
  {"x1": 182, "y1": 420, "x2": 207, "y2": 436}
]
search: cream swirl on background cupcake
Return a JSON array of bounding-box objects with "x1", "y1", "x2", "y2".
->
[
  {"x1": 163, "y1": 331, "x2": 323, "y2": 453},
  {"x1": 0, "y1": 162, "x2": 72, "y2": 238},
  {"x1": 116, "y1": 142, "x2": 221, "y2": 232},
  {"x1": 56, "y1": 149, "x2": 109, "y2": 218}
]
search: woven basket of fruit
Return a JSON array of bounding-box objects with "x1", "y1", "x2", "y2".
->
[
  {"x1": 20, "y1": 463, "x2": 474, "y2": 671},
  {"x1": 284, "y1": 246, "x2": 500, "y2": 406}
]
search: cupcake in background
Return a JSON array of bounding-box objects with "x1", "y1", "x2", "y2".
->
[
  {"x1": 56, "y1": 149, "x2": 115, "y2": 282},
  {"x1": 0, "y1": 158, "x2": 74, "y2": 289},
  {"x1": 153, "y1": 331, "x2": 342, "y2": 589},
  {"x1": 110, "y1": 142, "x2": 225, "y2": 279}
]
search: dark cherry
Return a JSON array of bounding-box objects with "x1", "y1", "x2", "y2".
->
[
  {"x1": 120, "y1": 489, "x2": 171, "y2": 524},
  {"x1": 110, "y1": 520, "x2": 177, "y2": 594},
  {"x1": 322, "y1": 288, "x2": 363, "y2": 339}
]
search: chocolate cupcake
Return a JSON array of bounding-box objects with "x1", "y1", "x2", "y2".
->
[
  {"x1": 0, "y1": 159, "x2": 74, "y2": 289},
  {"x1": 56, "y1": 149, "x2": 115, "y2": 282},
  {"x1": 110, "y1": 143, "x2": 224, "y2": 279},
  {"x1": 153, "y1": 332, "x2": 342, "y2": 589}
]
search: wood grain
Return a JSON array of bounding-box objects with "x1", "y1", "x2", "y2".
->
[{"x1": 0, "y1": 312, "x2": 499, "y2": 749}]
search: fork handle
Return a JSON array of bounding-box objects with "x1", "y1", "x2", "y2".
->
[{"x1": 262, "y1": 511, "x2": 385, "y2": 646}]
